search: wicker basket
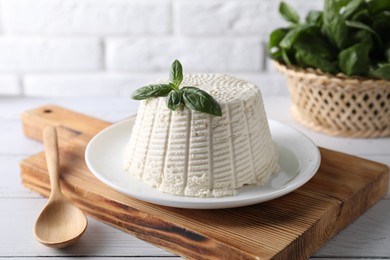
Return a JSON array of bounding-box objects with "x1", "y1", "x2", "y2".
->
[{"x1": 274, "y1": 61, "x2": 390, "y2": 138}]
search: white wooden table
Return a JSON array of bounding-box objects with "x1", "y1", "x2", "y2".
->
[{"x1": 1, "y1": 96, "x2": 389, "y2": 259}]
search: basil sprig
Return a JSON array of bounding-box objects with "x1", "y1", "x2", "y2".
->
[
  {"x1": 269, "y1": 0, "x2": 390, "y2": 80},
  {"x1": 131, "y1": 60, "x2": 222, "y2": 116},
  {"x1": 131, "y1": 84, "x2": 172, "y2": 100}
]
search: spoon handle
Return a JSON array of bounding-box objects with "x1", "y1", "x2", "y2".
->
[{"x1": 43, "y1": 126, "x2": 61, "y2": 199}]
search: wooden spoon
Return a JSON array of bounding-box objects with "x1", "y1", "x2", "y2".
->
[{"x1": 33, "y1": 126, "x2": 88, "y2": 248}]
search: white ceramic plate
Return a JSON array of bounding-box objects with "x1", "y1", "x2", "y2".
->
[{"x1": 85, "y1": 119, "x2": 321, "y2": 209}]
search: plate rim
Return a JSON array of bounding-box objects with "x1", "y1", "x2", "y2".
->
[{"x1": 85, "y1": 118, "x2": 321, "y2": 209}]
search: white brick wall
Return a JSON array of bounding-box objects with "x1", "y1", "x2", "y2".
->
[
  {"x1": 0, "y1": 75, "x2": 20, "y2": 95},
  {"x1": 0, "y1": 0, "x2": 323, "y2": 96},
  {"x1": 24, "y1": 72, "x2": 166, "y2": 97},
  {"x1": 177, "y1": 1, "x2": 267, "y2": 36},
  {"x1": 1, "y1": 0, "x2": 171, "y2": 35},
  {"x1": 0, "y1": 37, "x2": 101, "y2": 72},
  {"x1": 106, "y1": 37, "x2": 262, "y2": 72}
]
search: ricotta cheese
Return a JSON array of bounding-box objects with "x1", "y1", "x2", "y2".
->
[{"x1": 123, "y1": 74, "x2": 279, "y2": 197}]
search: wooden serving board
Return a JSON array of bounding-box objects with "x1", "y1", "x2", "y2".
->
[{"x1": 20, "y1": 105, "x2": 389, "y2": 260}]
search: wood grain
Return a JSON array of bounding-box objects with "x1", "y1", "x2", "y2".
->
[
  {"x1": 21, "y1": 104, "x2": 110, "y2": 143},
  {"x1": 20, "y1": 105, "x2": 389, "y2": 260},
  {"x1": 33, "y1": 126, "x2": 88, "y2": 249}
]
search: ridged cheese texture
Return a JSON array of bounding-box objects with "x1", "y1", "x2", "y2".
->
[{"x1": 123, "y1": 74, "x2": 279, "y2": 197}]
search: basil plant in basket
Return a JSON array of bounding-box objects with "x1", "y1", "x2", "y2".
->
[
  {"x1": 269, "y1": 0, "x2": 390, "y2": 79},
  {"x1": 268, "y1": 0, "x2": 390, "y2": 138}
]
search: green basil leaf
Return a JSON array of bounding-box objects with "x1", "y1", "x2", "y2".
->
[
  {"x1": 131, "y1": 84, "x2": 172, "y2": 100},
  {"x1": 351, "y1": 30, "x2": 373, "y2": 46},
  {"x1": 305, "y1": 10, "x2": 323, "y2": 26},
  {"x1": 181, "y1": 87, "x2": 222, "y2": 116},
  {"x1": 166, "y1": 90, "x2": 182, "y2": 111},
  {"x1": 342, "y1": 0, "x2": 364, "y2": 18},
  {"x1": 351, "y1": 9, "x2": 371, "y2": 23},
  {"x1": 295, "y1": 50, "x2": 338, "y2": 74},
  {"x1": 279, "y1": 24, "x2": 314, "y2": 49},
  {"x1": 372, "y1": 13, "x2": 390, "y2": 43},
  {"x1": 170, "y1": 59, "x2": 183, "y2": 87},
  {"x1": 268, "y1": 28, "x2": 289, "y2": 59},
  {"x1": 294, "y1": 30, "x2": 337, "y2": 61},
  {"x1": 338, "y1": 42, "x2": 370, "y2": 76},
  {"x1": 349, "y1": 30, "x2": 374, "y2": 58},
  {"x1": 368, "y1": 63, "x2": 390, "y2": 80},
  {"x1": 282, "y1": 49, "x2": 293, "y2": 65},
  {"x1": 368, "y1": 0, "x2": 390, "y2": 14},
  {"x1": 323, "y1": 0, "x2": 350, "y2": 49},
  {"x1": 345, "y1": 20, "x2": 378, "y2": 35},
  {"x1": 279, "y1": 1, "x2": 300, "y2": 24},
  {"x1": 346, "y1": 20, "x2": 383, "y2": 47},
  {"x1": 324, "y1": 0, "x2": 349, "y2": 15}
]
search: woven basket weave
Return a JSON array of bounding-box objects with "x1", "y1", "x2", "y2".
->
[{"x1": 274, "y1": 61, "x2": 390, "y2": 138}]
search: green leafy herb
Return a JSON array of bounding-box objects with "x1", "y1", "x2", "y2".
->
[
  {"x1": 351, "y1": 8, "x2": 370, "y2": 23},
  {"x1": 350, "y1": 30, "x2": 373, "y2": 47},
  {"x1": 279, "y1": 1, "x2": 300, "y2": 24},
  {"x1": 295, "y1": 50, "x2": 339, "y2": 74},
  {"x1": 342, "y1": 0, "x2": 364, "y2": 18},
  {"x1": 292, "y1": 27, "x2": 338, "y2": 73},
  {"x1": 170, "y1": 60, "x2": 183, "y2": 87},
  {"x1": 166, "y1": 90, "x2": 182, "y2": 111},
  {"x1": 269, "y1": 0, "x2": 390, "y2": 80},
  {"x1": 322, "y1": 0, "x2": 348, "y2": 49},
  {"x1": 293, "y1": 28, "x2": 336, "y2": 61},
  {"x1": 279, "y1": 24, "x2": 315, "y2": 49},
  {"x1": 131, "y1": 84, "x2": 172, "y2": 100},
  {"x1": 282, "y1": 49, "x2": 293, "y2": 65},
  {"x1": 369, "y1": 63, "x2": 390, "y2": 80},
  {"x1": 131, "y1": 60, "x2": 222, "y2": 116},
  {"x1": 372, "y1": 13, "x2": 390, "y2": 43},
  {"x1": 338, "y1": 42, "x2": 370, "y2": 76},
  {"x1": 268, "y1": 28, "x2": 289, "y2": 59},
  {"x1": 305, "y1": 10, "x2": 323, "y2": 26},
  {"x1": 345, "y1": 20, "x2": 383, "y2": 48},
  {"x1": 182, "y1": 87, "x2": 222, "y2": 117},
  {"x1": 368, "y1": 0, "x2": 390, "y2": 14}
]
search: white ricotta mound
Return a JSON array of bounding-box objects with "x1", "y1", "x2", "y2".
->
[{"x1": 123, "y1": 74, "x2": 279, "y2": 197}]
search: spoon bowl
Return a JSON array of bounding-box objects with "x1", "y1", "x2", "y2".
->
[
  {"x1": 33, "y1": 126, "x2": 88, "y2": 248},
  {"x1": 34, "y1": 200, "x2": 87, "y2": 248}
]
